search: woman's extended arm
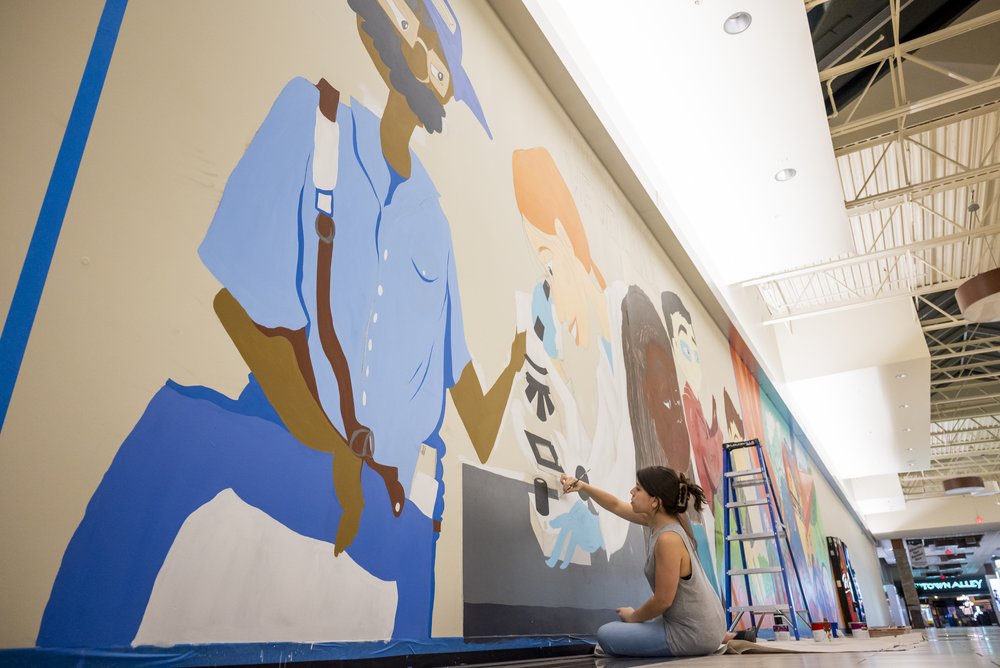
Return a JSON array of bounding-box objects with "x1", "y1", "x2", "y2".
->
[
  {"x1": 620, "y1": 532, "x2": 685, "y2": 622},
  {"x1": 559, "y1": 474, "x2": 647, "y2": 525}
]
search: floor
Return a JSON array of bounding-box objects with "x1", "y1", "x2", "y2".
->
[{"x1": 476, "y1": 627, "x2": 1000, "y2": 668}]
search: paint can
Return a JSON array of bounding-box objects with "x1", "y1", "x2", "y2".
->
[
  {"x1": 850, "y1": 622, "x2": 869, "y2": 639},
  {"x1": 811, "y1": 621, "x2": 828, "y2": 642},
  {"x1": 774, "y1": 623, "x2": 790, "y2": 641}
]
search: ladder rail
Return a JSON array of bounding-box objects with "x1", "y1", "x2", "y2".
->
[
  {"x1": 757, "y1": 440, "x2": 814, "y2": 637},
  {"x1": 722, "y1": 438, "x2": 815, "y2": 641}
]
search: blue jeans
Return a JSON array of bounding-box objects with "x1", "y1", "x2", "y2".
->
[
  {"x1": 597, "y1": 620, "x2": 674, "y2": 657},
  {"x1": 38, "y1": 379, "x2": 440, "y2": 647}
]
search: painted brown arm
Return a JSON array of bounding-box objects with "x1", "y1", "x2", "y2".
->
[
  {"x1": 213, "y1": 289, "x2": 363, "y2": 554},
  {"x1": 450, "y1": 331, "x2": 527, "y2": 463}
]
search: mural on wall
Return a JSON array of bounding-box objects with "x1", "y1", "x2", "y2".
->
[
  {"x1": 759, "y1": 387, "x2": 839, "y2": 626},
  {"x1": 464, "y1": 147, "x2": 648, "y2": 636},
  {"x1": 11, "y1": 0, "x2": 855, "y2": 657},
  {"x1": 38, "y1": 0, "x2": 526, "y2": 648}
]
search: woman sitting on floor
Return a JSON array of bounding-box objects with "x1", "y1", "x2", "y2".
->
[{"x1": 560, "y1": 466, "x2": 728, "y2": 657}]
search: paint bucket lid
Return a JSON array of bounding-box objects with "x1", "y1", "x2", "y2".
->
[{"x1": 811, "y1": 622, "x2": 826, "y2": 630}]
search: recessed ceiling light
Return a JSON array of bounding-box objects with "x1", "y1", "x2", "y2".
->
[
  {"x1": 907, "y1": 447, "x2": 914, "y2": 451},
  {"x1": 904, "y1": 427, "x2": 912, "y2": 432},
  {"x1": 900, "y1": 403, "x2": 909, "y2": 409},
  {"x1": 724, "y1": 11, "x2": 752, "y2": 35},
  {"x1": 895, "y1": 373, "x2": 907, "y2": 379},
  {"x1": 774, "y1": 168, "x2": 797, "y2": 182}
]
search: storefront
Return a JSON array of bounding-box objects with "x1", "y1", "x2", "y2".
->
[{"x1": 914, "y1": 575, "x2": 996, "y2": 627}]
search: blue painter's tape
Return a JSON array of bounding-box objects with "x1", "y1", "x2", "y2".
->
[
  {"x1": 0, "y1": 636, "x2": 593, "y2": 667},
  {"x1": 0, "y1": 0, "x2": 127, "y2": 431}
]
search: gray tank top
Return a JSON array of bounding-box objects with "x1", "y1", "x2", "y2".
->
[{"x1": 644, "y1": 522, "x2": 727, "y2": 656}]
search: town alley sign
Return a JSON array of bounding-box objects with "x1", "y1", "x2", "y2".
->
[{"x1": 914, "y1": 577, "x2": 985, "y2": 593}]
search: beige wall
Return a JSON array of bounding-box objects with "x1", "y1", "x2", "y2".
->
[
  {"x1": 1, "y1": 0, "x2": 894, "y2": 651},
  {"x1": 813, "y1": 469, "x2": 891, "y2": 626}
]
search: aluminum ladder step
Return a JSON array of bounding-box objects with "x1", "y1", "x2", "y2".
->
[
  {"x1": 724, "y1": 468, "x2": 764, "y2": 478},
  {"x1": 728, "y1": 531, "x2": 784, "y2": 541},
  {"x1": 728, "y1": 567, "x2": 783, "y2": 576},
  {"x1": 726, "y1": 499, "x2": 768, "y2": 509},
  {"x1": 729, "y1": 605, "x2": 789, "y2": 614},
  {"x1": 732, "y1": 477, "x2": 767, "y2": 488}
]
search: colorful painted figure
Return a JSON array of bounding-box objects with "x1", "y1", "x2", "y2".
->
[
  {"x1": 502, "y1": 147, "x2": 634, "y2": 567},
  {"x1": 39, "y1": 0, "x2": 523, "y2": 647}
]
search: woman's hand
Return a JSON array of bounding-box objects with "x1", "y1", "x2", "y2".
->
[
  {"x1": 616, "y1": 607, "x2": 636, "y2": 623},
  {"x1": 559, "y1": 473, "x2": 584, "y2": 494}
]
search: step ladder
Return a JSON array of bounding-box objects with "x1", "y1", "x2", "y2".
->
[{"x1": 722, "y1": 438, "x2": 813, "y2": 640}]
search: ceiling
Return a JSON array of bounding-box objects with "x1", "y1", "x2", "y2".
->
[
  {"x1": 879, "y1": 530, "x2": 1000, "y2": 579},
  {"x1": 794, "y1": 0, "x2": 1000, "y2": 502},
  {"x1": 524, "y1": 0, "x2": 1000, "y2": 527}
]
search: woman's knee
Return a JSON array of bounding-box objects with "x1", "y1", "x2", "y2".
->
[{"x1": 596, "y1": 621, "x2": 623, "y2": 648}]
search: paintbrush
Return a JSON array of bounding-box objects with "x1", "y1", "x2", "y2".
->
[{"x1": 569, "y1": 468, "x2": 591, "y2": 491}]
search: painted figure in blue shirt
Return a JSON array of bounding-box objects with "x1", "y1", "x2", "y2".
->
[
  {"x1": 199, "y1": 0, "x2": 525, "y2": 553},
  {"x1": 38, "y1": 0, "x2": 524, "y2": 648}
]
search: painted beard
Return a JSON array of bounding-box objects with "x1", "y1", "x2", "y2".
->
[{"x1": 351, "y1": 0, "x2": 448, "y2": 133}]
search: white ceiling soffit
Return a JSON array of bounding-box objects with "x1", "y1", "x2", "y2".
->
[
  {"x1": 536, "y1": 0, "x2": 854, "y2": 286},
  {"x1": 783, "y1": 357, "x2": 930, "y2": 479},
  {"x1": 774, "y1": 298, "x2": 926, "y2": 381},
  {"x1": 845, "y1": 473, "x2": 907, "y2": 515}
]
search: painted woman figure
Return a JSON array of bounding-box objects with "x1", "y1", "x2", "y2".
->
[
  {"x1": 560, "y1": 467, "x2": 727, "y2": 658},
  {"x1": 504, "y1": 147, "x2": 635, "y2": 566}
]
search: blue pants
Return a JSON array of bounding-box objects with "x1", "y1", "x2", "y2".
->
[
  {"x1": 38, "y1": 379, "x2": 441, "y2": 647},
  {"x1": 597, "y1": 620, "x2": 673, "y2": 658}
]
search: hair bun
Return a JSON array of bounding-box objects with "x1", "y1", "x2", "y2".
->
[{"x1": 675, "y1": 480, "x2": 690, "y2": 511}]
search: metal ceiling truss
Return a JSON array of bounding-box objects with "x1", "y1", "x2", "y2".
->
[
  {"x1": 796, "y1": 1, "x2": 1000, "y2": 499},
  {"x1": 744, "y1": 223, "x2": 1000, "y2": 325}
]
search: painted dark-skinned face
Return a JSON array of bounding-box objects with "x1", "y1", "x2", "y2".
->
[
  {"x1": 643, "y1": 341, "x2": 690, "y2": 472},
  {"x1": 357, "y1": 0, "x2": 455, "y2": 133}
]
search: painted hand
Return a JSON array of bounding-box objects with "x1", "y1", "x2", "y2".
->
[
  {"x1": 509, "y1": 330, "x2": 527, "y2": 368},
  {"x1": 559, "y1": 473, "x2": 582, "y2": 494},
  {"x1": 616, "y1": 607, "x2": 636, "y2": 623}
]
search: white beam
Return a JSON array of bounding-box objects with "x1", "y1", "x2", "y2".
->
[
  {"x1": 846, "y1": 163, "x2": 1000, "y2": 214},
  {"x1": 831, "y1": 76, "x2": 1000, "y2": 139},
  {"x1": 819, "y1": 10, "x2": 1000, "y2": 82}
]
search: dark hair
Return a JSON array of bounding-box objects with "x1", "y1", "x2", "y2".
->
[
  {"x1": 621, "y1": 287, "x2": 690, "y2": 472},
  {"x1": 636, "y1": 466, "x2": 706, "y2": 515},
  {"x1": 660, "y1": 291, "x2": 692, "y2": 343}
]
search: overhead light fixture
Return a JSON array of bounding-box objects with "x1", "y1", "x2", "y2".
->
[
  {"x1": 774, "y1": 168, "x2": 797, "y2": 182},
  {"x1": 956, "y1": 267, "x2": 1000, "y2": 323},
  {"x1": 907, "y1": 447, "x2": 914, "y2": 452},
  {"x1": 900, "y1": 404, "x2": 909, "y2": 409},
  {"x1": 972, "y1": 480, "x2": 1000, "y2": 497},
  {"x1": 904, "y1": 427, "x2": 912, "y2": 432},
  {"x1": 895, "y1": 373, "x2": 907, "y2": 379},
  {"x1": 943, "y1": 476, "x2": 986, "y2": 495},
  {"x1": 724, "y1": 11, "x2": 752, "y2": 34}
]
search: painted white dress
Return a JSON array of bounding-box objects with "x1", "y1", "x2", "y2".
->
[{"x1": 503, "y1": 281, "x2": 635, "y2": 566}]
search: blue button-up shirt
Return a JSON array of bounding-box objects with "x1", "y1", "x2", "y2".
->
[{"x1": 200, "y1": 78, "x2": 471, "y2": 494}]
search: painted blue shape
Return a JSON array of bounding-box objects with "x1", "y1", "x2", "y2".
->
[
  {"x1": 37, "y1": 381, "x2": 437, "y2": 647},
  {"x1": 690, "y1": 521, "x2": 720, "y2": 595},
  {"x1": 0, "y1": 0, "x2": 127, "y2": 431},
  {"x1": 531, "y1": 281, "x2": 558, "y2": 359},
  {"x1": 545, "y1": 501, "x2": 604, "y2": 570},
  {"x1": 198, "y1": 80, "x2": 470, "y2": 496}
]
